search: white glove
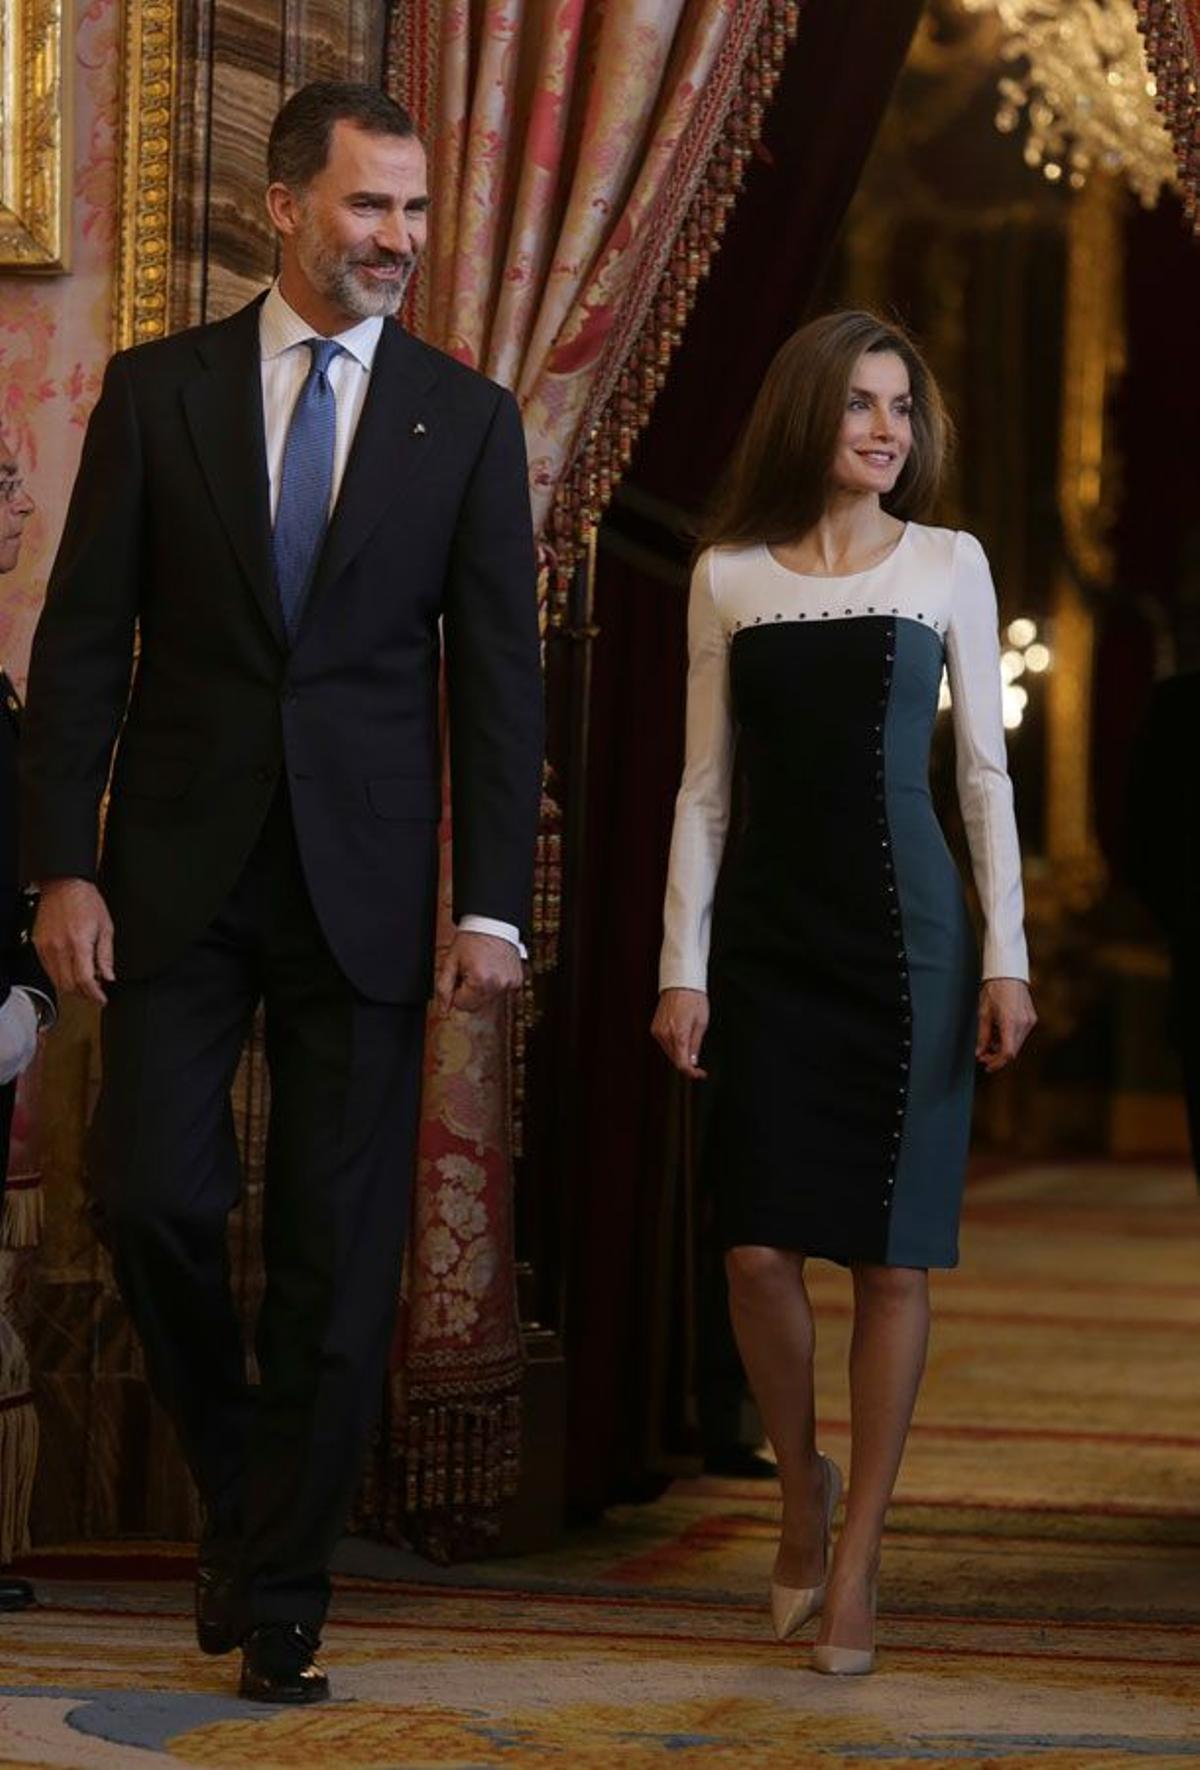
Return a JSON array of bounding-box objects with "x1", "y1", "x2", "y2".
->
[{"x1": 0, "y1": 987, "x2": 40, "y2": 1086}]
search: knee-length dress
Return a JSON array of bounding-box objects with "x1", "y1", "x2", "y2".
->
[{"x1": 659, "y1": 525, "x2": 1029, "y2": 1268}]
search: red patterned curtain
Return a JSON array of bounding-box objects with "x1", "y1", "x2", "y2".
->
[
  {"x1": 361, "y1": 0, "x2": 802, "y2": 1559},
  {"x1": 1139, "y1": 0, "x2": 1200, "y2": 227}
]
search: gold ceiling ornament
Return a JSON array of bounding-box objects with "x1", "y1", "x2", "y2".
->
[
  {"x1": 1135, "y1": 0, "x2": 1200, "y2": 231},
  {"x1": 960, "y1": 0, "x2": 1178, "y2": 206}
]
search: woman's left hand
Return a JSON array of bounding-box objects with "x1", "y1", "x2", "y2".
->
[{"x1": 976, "y1": 978, "x2": 1037, "y2": 1073}]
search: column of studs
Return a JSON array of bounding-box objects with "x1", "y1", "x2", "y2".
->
[{"x1": 875, "y1": 619, "x2": 911, "y2": 1211}]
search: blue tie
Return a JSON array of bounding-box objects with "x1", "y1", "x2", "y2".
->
[{"x1": 273, "y1": 338, "x2": 343, "y2": 641}]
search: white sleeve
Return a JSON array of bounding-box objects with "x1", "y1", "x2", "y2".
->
[
  {"x1": 659, "y1": 550, "x2": 735, "y2": 991},
  {"x1": 0, "y1": 987, "x2": 39, "y2": 1086},
  {"x1": 945, "y1": 531, "x2": 1030, "y2": 982}
]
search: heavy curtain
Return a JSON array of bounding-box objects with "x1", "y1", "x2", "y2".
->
[
  {"x1": 1139, "y1": 0, "x2": 1200, "y2": 228},
  {"x1": 363, "y1": 0, "x2": 803, "y2": 1559}
]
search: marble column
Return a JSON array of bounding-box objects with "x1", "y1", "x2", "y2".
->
[{"x1": 173, "y1": 0, "x2": 386, "y2": 326}]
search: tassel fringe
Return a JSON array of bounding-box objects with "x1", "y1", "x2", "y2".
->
[
  {"x1": 1, "y1": 1181, "x2": 43, "y2": 1251},
  {"x1": 355, "y1": 1380, "x2": 522, "y2": 1565}
]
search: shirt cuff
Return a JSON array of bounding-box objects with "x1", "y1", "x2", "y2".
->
[{"x1": 459, "y1": 916, "x2": 528, "y2": 961}]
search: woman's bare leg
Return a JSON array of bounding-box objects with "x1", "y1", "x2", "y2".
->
[
  {"x1": 816, "y1": 1263, "x2": 930, "y2": 1649},
  {"x1": 725, "y1": 1245, "x2": 826, "y2": 1586}
]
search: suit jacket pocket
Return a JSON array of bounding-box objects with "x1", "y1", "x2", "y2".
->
[
  {"x1": 115, "y1": 753, "x2": 196, "y2": 799},
  {"x1": 366, "y1": 775, "x2": 442, "y2": 820}
]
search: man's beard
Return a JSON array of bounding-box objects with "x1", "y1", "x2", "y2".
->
[{"x1": 298, "y1": 231, "x2": 417, "y2": 320}]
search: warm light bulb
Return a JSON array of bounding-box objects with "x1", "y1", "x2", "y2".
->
[
  {"x1": 1007, "y1": 618, "x2": 1037, "y2": 648},
  {"x1": 1001, "y1": 650, "x2": 1027, "y2": 682},
  {"x1": 1024, "y1": 642, "x2": 1051, "y2": 673},
  {"x1": 1002, "y1": 684, "x2": 1026, "y2": 731}
]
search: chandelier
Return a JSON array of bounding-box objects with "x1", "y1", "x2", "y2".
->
[{"x1": 960, "y1": 0, "x2": 1178, "y2": 206}]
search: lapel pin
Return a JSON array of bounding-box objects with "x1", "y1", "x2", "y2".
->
[{"x1": 413, "y1": 421, "x2": 427, "y2": 437}]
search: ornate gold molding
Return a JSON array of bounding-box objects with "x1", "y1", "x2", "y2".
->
[
  {"x1": 114, "y1": 0, "x2": 177, "y2": 349},
  {"x1": 0, "y1": 0, "x2": 72, "y2": 271},
  {"x1": 1041, "y1": 173, "x2": 1125, "y2": 911},
  {"x1": 1058, "y1": 172, "x2": 1125, "y2": 588}
]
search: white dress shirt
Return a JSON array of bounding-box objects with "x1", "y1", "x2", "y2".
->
[{"x1": 259, "y1": 284, "x2": 523, "y2": 955}]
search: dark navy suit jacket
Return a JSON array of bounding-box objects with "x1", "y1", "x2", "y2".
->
[{"x1": 20, "y1": 298, "x2": 544, "y2": 1002}]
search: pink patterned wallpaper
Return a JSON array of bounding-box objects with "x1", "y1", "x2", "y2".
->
[{"x1": 0, "y1": 0, "x2": 120, "y2": 690}]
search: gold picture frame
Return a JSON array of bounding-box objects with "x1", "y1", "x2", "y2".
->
[
  {"x1": 0, "y1": 0, "x2": 72, "y2": 270},
  {"x1": 114, "y1": 0, "x2": 177, "y2": 349}
]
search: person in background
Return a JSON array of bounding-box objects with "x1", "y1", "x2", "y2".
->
[
  {"x1": 1126, "y1": 670, "x2": 1200, "y2": 1178},
  {"x1": 0, "y1": 430, "x2": 56, "y2": 1611},
  {"x1": 653, "y1": 312, "x2": 1035, "y2": 1674}
]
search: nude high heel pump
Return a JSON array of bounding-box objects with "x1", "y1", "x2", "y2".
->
[
  {"x1": 769, "y1": 1454, "x2": 843, "y2": 1641},
  {"x1": 811, "y1": 1578, "x2": 877, "y2": 1676}
]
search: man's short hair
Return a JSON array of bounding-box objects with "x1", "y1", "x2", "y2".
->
[{"x1": 268, "y1": 82, "x2": 418, "y2": 189}]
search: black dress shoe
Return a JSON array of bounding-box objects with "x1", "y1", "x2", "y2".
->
[
  {"x1": 195, "y1": 1560, "x2": 242, "y2": 1655},
  {"x1": 239, "y1": 1623, "x2": 329, "y2": 1704},
  {"x1": 701, "y1": 1444, "x2": 779, "y2": 1480},
  {"x1": 0, "y1": 1574, "x2": 35, "y2": 1611}
]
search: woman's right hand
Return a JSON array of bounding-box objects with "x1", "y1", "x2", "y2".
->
[{"x1": 651, "y1": 988, "x2": 710, "y2": 1080}]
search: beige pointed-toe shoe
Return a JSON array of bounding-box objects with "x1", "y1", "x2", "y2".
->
[
  {"x1": 811, "y1": 1578, "x2": 877, "y2": 1675},
  {"x1": 769, "y1": 1454, "x2": 843, "y2": 1641},
  {"x1": 810, "y1": 1640, "x2": 875, "y2": 1676}
]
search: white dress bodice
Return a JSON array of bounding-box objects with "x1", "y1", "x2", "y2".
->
[{"x1": 659, "y1": 523, "x2": 1030, "y2": 991}]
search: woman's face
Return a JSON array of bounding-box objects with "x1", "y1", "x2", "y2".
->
[{"x1": 830, "y1": 350, "x2": 913, "y2": 499}]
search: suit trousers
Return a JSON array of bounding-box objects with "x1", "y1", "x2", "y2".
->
[{"x1": 87, "y1": 788, "x2": 425, "y2": 1629}]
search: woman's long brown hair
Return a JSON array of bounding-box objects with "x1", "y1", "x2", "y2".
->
[{"x1": 697, "y1": 311, "x2": 950, "y2": 554}]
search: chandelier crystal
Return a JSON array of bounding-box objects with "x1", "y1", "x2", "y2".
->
[{"x1": 960, "y1": 0, "x2": 1178, "y2": 206}]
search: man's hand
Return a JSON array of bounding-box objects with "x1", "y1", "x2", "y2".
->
[
  {"x1": 435, "y1": 930, "x2": 524, "y2": 1015},
  {"x1": 976, "y1": 977, "x2": 1037, "y2": 1074},
  {"x1": 651, "y1": 987, "x2": 710, "y2": 1080},
  {"x1": 34, "y1": 878, "x2": 116, "y2": 1006}
]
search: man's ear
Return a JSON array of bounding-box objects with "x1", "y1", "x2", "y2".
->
[{"x1": 266, "y1": 182, "x2": 300, "y2": 238}]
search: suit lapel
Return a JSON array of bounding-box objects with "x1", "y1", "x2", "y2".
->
[
  {"x1": 181, "y1": 297, "x2": 285, "y2": 650},
  {"x1": 298, "y1": 319, "x2": 441, "y2": 637}
]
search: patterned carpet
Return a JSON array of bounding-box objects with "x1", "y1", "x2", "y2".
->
[{"x1": 2, "y1": 1161, "x2": 1199, "y2": 1767}]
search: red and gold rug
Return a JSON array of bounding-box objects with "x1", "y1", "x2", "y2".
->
[{"x1": 2, "y1": 1161, "x2": 1198, "y2": 1766}]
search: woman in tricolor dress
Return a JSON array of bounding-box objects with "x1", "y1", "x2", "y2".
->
[{"x1": 653, "y1": 312, "x2": 1036, "y2": 1675}]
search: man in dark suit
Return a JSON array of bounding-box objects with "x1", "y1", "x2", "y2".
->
[
  {"x1": 21, "y1": 84, "x2": 543, "y2": 1700},
  {"x1": 0, "y1": 432, "x2": 56, "y2": 1612},
  {"x1": 1126, "y1": 671, "x2": 1200, "y2": 1179}
]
